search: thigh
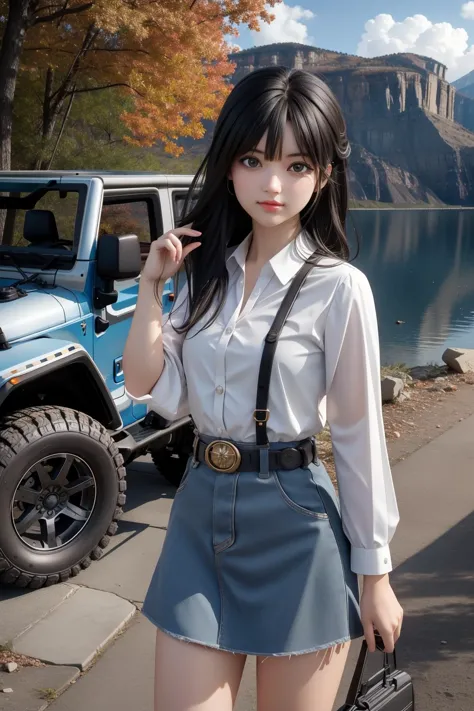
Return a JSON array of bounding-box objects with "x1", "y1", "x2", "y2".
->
[
  {"x1": 154, "y1": 628, "x2": 247, "y2": 711},
  {"x1": 256, "y1": 642, "x2": 351, "y2": 711}
]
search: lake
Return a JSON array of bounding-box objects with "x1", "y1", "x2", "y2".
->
[{"x1": 346, "y1": 209, "x2": 474, "y2": 367}]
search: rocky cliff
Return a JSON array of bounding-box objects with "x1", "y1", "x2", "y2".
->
[
  {"x1": 227, "y1": 43, "x2": 474, "y2": 205},
  {"x1": 230, "y1": 44, "x2": 455, "y2": 121}
]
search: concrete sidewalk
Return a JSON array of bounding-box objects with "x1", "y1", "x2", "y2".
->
[{"x1": 1, "y1": 386, "x2": 473, "y2": 710}]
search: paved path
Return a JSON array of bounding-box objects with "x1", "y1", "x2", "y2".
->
[{"x1": 1, "y1": 384, "x2": 473, "y2": 710}]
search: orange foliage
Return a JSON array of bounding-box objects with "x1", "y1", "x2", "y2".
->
[{"x1": 21, "y1": 0, "x2": 279, "y2": 155}]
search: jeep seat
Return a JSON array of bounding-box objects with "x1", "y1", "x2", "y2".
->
[{"x1": 24, "y1": 209, "x2": 71, "y2": 249}]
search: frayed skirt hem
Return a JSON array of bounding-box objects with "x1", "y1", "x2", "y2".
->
[{"x1": 141, "y1": 609, "x2": 364, "y2": 658}]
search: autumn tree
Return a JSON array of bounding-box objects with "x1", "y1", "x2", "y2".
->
[
  {"x1": 12, "y1": 71, "x2": 204, "y2": 172},
  {"x1": 0, "y1": 0, "x2": 278, "y2": 172}
]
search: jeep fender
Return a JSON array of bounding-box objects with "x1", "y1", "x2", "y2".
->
[{"x1": 0, "y1": 338, "x2": 122, "y2": 429}]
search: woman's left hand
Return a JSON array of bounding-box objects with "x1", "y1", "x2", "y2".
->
[{"x1": 360, "y1": 574, "x2": 403, "y2": 653}]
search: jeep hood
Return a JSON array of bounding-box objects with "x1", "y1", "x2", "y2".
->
[{"x1": 0, "y1": 280, "x2": 80, "y2": 342}]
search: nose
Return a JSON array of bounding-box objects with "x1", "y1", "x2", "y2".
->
[{"x1": 263, "y1": 170, "x2": 282, "y2": 195}]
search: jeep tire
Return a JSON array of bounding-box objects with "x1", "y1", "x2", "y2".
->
[{"x1": 0, "y1": 406, "x2": 126, "y2": 589}]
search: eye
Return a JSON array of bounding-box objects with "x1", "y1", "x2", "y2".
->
[
  {"x1": 239, "y1": 156, "x2": 261, "y2": 169},
  {"x1": 289, "y1": 162, "x2": 313, "y2": 174}
]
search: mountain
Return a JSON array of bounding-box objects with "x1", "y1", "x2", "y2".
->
[{"x1": 452, "y1": 69, "x2": 474, "y2": 95}]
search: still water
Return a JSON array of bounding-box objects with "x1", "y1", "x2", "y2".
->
[{"x1": 346, "y1": 209, "x2": 474, "y2": 367}]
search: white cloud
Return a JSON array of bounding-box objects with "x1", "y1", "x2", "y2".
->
[
  {"x1": 251, "y1": 3, "x2": 315, "y2": 46},
  {"x1": 461, "y1": 2, "x2": 474, "y2": 20},
  {"x1": 357, "y1": 13, "x2": 474, "y2": 82}
]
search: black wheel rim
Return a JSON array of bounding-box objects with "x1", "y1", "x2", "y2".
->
[{"x1": 11, "y1": 453, "x2": 97, "y2": 551}]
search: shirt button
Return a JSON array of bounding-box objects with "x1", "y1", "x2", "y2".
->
[
  {"x1": 384, "y1": 558, "x2": 388, "y2": 564},
  {"x1": 225, "y1": 327, "x2": 232, "y2": 335},
  {"x1": 217, "y1": 427, "x2": 223, "y2": 435},
  {"x1": 215, "y1": 385, "x2": 224, "y2": 394}
]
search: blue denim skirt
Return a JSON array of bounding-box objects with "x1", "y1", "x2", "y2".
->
[{"x1": 142, "y1": 438, "x2": 364, "y2": 656}]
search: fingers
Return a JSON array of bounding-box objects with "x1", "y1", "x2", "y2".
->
[
  {"x1": 394, "y1": 615, "x2": 403, "y2": 646},
  {"x1": 371, "y1": 617, "x2": 403, "y2": 654},
  {"x1": 157, "y1": 229, "x2": 202, "y2": 263},
  {"x1": 153, "y1": 236, "x2": 182, "y2": 263},
  {"x1": 182, "y1": 241, "x2": 201, "y2": 259},
  {"x1": 363, "y1": 623, "x2": 376, "y2": 653},
  {"x1": 390, "y1": 607, "x2": 403, "y2": 650},
  {"x1": 379, "y1": 629, "x2": 395, "y2": 654},
  {"x1": 365, "y1": 625, "x2": 394, "y2": 654},
  {"x1": 175, "y1": 227, "x2": 202, "y2": 236}
]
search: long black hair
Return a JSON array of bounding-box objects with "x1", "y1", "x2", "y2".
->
[{"x1": 173, "y1": 65, "x2": 353, "y2": 334}]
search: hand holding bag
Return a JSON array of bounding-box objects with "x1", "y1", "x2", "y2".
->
[{"x1": 338, "y1": 633, "x2": 415, "y2": 710}]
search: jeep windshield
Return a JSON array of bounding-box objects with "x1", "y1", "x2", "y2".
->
[{"x1": 0, "y1": 180, "x2": 82, "y2": 269}]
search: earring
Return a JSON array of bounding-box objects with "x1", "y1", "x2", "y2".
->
[{"x1": 227, "y1": 179, "x2": 235, "y2": 196}]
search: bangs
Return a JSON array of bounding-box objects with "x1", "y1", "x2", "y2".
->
[{"x1": 222, "y1": 92, "x2": 328, "y2": 171}]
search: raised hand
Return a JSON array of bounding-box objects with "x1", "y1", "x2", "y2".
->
[{"x1": 142, "y1": 227, "x2": 202, "y2": 284}]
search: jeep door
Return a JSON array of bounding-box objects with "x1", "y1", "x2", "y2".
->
[{"x1": 92, "y1": 188, "x2": 175, "y2": 425}]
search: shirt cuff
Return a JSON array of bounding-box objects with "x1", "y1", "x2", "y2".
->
[
  {"x1": 351, "y1": 545, "x2": 393, "y2": 575},
  {"x1": 125, "y1": 386, "x2": 152, "y2": 403}
]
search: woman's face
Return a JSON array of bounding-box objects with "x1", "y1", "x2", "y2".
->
[{"x1": 229, "y1": 121, "x2": 331, "y2": 229}]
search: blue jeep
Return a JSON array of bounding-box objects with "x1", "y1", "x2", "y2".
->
[{"x1": 0, "y1": 171, "x2": 194, "y2": 588}]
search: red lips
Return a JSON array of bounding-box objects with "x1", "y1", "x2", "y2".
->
[{"x1": 258, "y1": 200, "x2": 284, "y2": 206}]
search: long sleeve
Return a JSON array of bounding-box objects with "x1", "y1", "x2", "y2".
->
[
  {"x1": 324, "y1": 270, "x2": 400, "y2": 576},
  {"x1": 125, "y1": 282, "x2": 190, "y2": 421}
]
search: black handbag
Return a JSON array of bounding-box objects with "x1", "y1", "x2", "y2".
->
[{"x1": 338, "y1": 633, "x2": 415, "y2": 710}]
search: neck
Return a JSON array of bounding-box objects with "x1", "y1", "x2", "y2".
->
[{"x1": 247, "y1": 217, "x2": 301, "y2": 265}]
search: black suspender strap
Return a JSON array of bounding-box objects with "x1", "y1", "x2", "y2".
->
[{"x1": 254, "y1": 252, "x2": 319, "y2": 446}]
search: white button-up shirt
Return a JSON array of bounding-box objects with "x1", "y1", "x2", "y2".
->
[{"x1": 127, "y1": 232, "x2": 400, "y2": 575}]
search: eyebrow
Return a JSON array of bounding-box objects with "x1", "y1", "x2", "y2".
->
[{"x1": 250, "y1": 149, "x2": 310, "y2": 158}]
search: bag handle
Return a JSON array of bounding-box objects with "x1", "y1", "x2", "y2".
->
[{"x1": 343, "y1": 633, "x2": 398, "y2": 707}]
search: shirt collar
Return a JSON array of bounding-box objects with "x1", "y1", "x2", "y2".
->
[
  {"x1": 226, "y1": 232, "x2": 253, "y2": 272},
  {"x1": 226, "y1": 230, "x2": 315, "y2": 285}
]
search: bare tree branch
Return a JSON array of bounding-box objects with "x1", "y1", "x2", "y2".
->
[
  {"x1": 89, "y1": 47, "x2": 151, "y2": 54},
  {"x1": 25, "y1": 46, "x2": 151, "y2": 55},
  {"x1": 56, "y1": 1, "x2": 71, "y2": 29},
  {"x1": 64, "y1": 82, "x2": 144, "y2": 97},
  {"x1": 46, "y1": 81, "x2": 75, "y2": 168},
  {"x1": 33, "y1": 2, "x2": 93, "y2": 25},
  {"x1": 34, "y1": 3, "x2": 67, "y2": 11},
  {"x1": 25, "y1": 47, "x2": 77, "y2": 53}
]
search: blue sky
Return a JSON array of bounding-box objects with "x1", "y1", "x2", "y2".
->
[{"x1": 236, "y1": 1, "x2": 474, "y2": 82}]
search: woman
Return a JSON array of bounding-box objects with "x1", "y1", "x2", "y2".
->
[{"x1": 123, "y1": 66, "x2": 403, "y2": 711}]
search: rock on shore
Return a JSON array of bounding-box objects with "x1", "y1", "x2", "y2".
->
[{"x1": 442, "y1": 347, "x2": 474, "y2": 374}]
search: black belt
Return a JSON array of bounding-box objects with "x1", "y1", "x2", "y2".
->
[{"x1": 194, "y1": 436, "x2": 317, "y2": 473}]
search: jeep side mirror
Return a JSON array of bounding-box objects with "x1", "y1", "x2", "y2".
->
[
  {"x1": 96, "y1": 233, "x2": 141, "y2": 280},
  {"x1": 95, "y1": 233, "x2": 141, "y2": 309}
]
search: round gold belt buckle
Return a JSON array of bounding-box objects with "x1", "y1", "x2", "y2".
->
[{"x1": 204, "y1": 440, "x2": 241, "y2": 473}]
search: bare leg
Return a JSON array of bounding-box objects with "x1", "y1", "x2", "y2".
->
[
  {"x1": 256, "y1": 642, "x2": 351, "y2": 711},
  {"x1": 154, "y1": 628, "x2": 247, "y2": 711}
]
